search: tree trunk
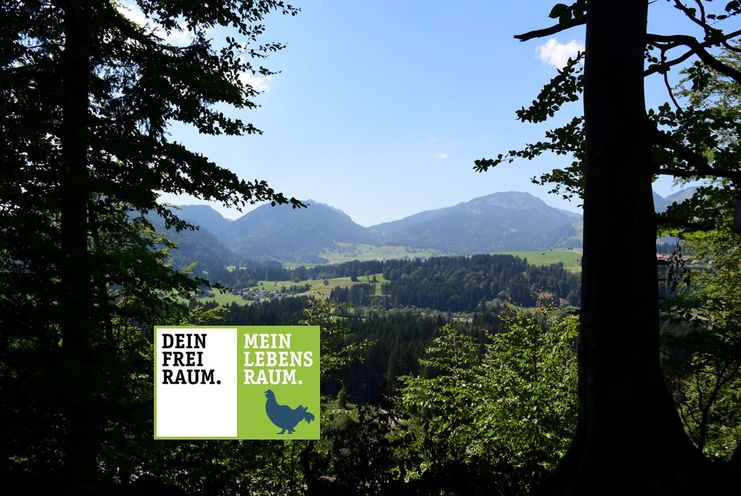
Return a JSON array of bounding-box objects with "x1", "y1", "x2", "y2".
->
[
  {"x1": 535, "y1": 1, "x2": 716, "y2": 494},
  {"x1": 60, "y1": 0, "x2": 97, "y2": 483}
]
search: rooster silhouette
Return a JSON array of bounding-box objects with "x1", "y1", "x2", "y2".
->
[{"x1": 264, "y1": 389, "x2": 315, "y2": 434}]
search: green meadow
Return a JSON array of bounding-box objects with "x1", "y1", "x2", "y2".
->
[
  {"x1": 495, "y1": 250, "x2": 582, "y2": 272},
  {"x1": 320, "y1": 243, "x2": 441, "y2": 264}
]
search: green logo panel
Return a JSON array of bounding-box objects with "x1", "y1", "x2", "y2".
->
[{"x1": 238, "y1": 326, "x2": 320, "y2": 439}]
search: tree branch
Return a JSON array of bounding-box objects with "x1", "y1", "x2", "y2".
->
[
  {"x1": 661, "y1": 52, "x2": 684, "y2": 111},
  {"x1": 645, "y1": 47, "x2": 695, "y2": 76},
  {"x1": 646, "y1": 32, "x2": 741, "y2": 82},
  {"x1": 721, "y1": 39, "x2": 741, "y2": 53},
  {"x1": 651, "y1": 127, "x2": 741, "y2": 181},
  {"x1": 656, "y1": 167, "x2": 741, "y2": 181},
  {"x1": 652, "y1": 127, "x2": 707, "y2": 170},
  {"x1": 514, "y1": 18, "x2": 586, "y2": 42},
  {"x1": 674, "y1": 0, "x2": 714, "y2": 40}
]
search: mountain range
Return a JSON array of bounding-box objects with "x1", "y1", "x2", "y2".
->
[
  {"x1": 166, "y1": 189, "x2": 695, "y2": 265},
  {"x1": 368, "y1": 192, "x2": 582, "y2": 254}
]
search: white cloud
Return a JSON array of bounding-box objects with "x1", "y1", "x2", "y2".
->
[
  {"x1": 537, "y1": 38, "x2": 584, "y2": 69},
  {"x1": 436, "y1": 152, "x2": 449, "y2": 160},
  {"x1": 117, "y1": 2, "x2": 192, "y2": 46},
  {"x1": 238, "y1": 72, "x2": 272, "y2": 93}
]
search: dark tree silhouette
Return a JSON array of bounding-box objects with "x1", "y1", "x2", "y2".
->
[
  {"x1": 546, "y1": 3, "x2": 705, "y2": 493},
  {"x1": 477, "y1": 1, "x2": 740, "y2": 493},
  {"x1": 2, "y1": 0, "x2": 302, "y2": 485}
]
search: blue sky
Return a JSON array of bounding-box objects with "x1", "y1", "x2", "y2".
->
[{"x1": 157, "y1": 1, "x2": 712, "y2": 226}]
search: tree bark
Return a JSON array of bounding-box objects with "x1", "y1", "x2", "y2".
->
[
  {"x1": 60, "y1": 0, "x2": 97, "y2": 483},
  {"x1": 534, "y1": 1, "x2": 718, "y2": 494}
]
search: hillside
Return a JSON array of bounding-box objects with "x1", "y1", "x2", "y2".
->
[
  {"x1": 176, "y1": 204, "x2": 233, "y2": 235},
  {"x1": 146, "y1": 212, "x2": 239, "y2": 273},
  {"x1": 221, "y1": 201, "x2": 373, "y2": 263},
  {"x1": 369, "y1": 192, "x2": 582, "y2": 252}
]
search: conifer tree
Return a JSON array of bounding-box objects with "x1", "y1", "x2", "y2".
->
[{"x1": 1, "y1": 0, "x2": 301, "y2": 483}]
